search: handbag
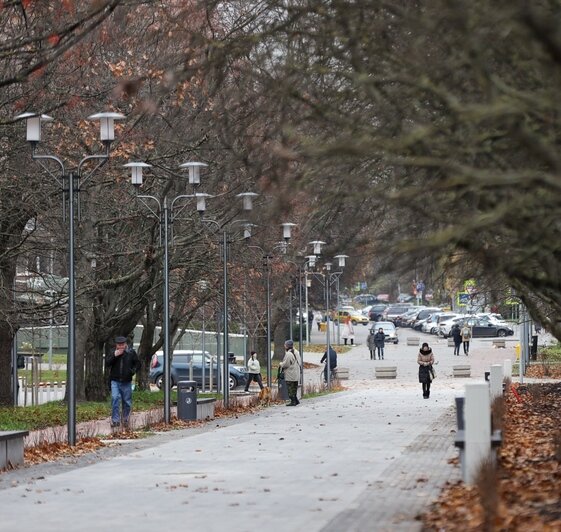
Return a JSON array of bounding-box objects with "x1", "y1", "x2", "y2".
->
[
  {"x1": 429, "y1": 366, "x2": 436, "y2": 381},
  {"x1": 277, "y1": 366, "x2": 285, "y2": 380}
]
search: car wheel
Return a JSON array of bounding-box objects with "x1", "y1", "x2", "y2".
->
[
  {"x1": 229, "y1": 375, "x2": 238, "y2": 390},
  {"x1": 497, "y1": 329, "x2": 507, "y2": 337},
  {"x1": 351, "y1": 320, "x2": 357, "y2": 326},
  {"x1": 155, "y1": 375, "x2": 163, "y2": 390},
  {"x1": 363, "y1": 323, "x2": 368, "y2": 326},
  {"x1": 394, "y1": 339, "x2": 399, "y2": 344}
]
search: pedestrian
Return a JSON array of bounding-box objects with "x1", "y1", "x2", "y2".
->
[
  {"x1": 308, "y1": 310, "x2": 314, "y2": 331},
  {"x1": 417, "y1": 342, "x2": 435, "y2": 399},
  {"x1": 367, "y1": 328, "x2": 376, "y2": 360},
  {"x1": 451, "y1": 324, "x2": 462, "y2": 356},
  {"x1": 244, "y1": 351, "x2": 264, "y2": 392},
  {"x1": 320, "y1": 345, "x2": 337, "y2": 382},
  {"x1": 106, "y1": 336, "x2": 141, "y2": 429},
  {"x1": 315, "y1": 311, "x2": 323, "y2": 331},
  {"x1": 279, "y1": 339, "x2": 302, "y2": 406},
  {"x1": 342, "y1": 316, "x2": 355, "y2": 345},
  {"x1": 461, "y1": 323, "x2": 472, "y2": 355},
  {"x1": 374, "y1": 327, "x2": 385, "y2": 360}
]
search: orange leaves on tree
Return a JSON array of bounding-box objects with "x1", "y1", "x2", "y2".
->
[{"x1": 47, "y1": 34, "x2": 61, "y2": 47}]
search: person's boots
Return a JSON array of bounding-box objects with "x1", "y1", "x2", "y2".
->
[
  {"x1": 344, "y1": 339, "x2": 348, "y2": 345},
  {"x1": 351, "y1": 339, "x2": 354, "y2": 345}
]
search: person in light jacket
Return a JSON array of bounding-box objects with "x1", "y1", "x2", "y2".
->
[
  {"x1": 418, "y1": 342, "x2": 435, "y2": 399},
  {"x1": 279, "y1": 339, "x2": 302, "y2": 406},
  {"x1": 342, "y1": 316, "x2": 355, "y2": 345},
  {"x1": 244, "y1": 351, "x2": 264, "y2": 391},
  {"x1": 461, "y1": 324, "x2": 472, "y2": 355}
]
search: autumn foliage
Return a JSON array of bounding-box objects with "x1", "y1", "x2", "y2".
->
[{"x1": 421, "y1": 383, "x2": 561, "y2": 531}]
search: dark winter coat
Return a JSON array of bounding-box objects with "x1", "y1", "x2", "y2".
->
[
  {"x1": 374, "y1": 331, "x2": 386, "y2": 348},
  {"x1": 451, "y1": 326, "x2": 462, "y2": 345},
  {"x1": 106, "y1": 346, "x2": 141, "y2": 383},
  {"x1": 321, "y1": 347, "x2": 338, "y2": 369}
]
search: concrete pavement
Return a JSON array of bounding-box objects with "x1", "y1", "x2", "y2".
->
[{"x1": 0, "y1": 326, "x2": 520, "y2": 532}]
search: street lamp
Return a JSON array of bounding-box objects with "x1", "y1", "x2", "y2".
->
[
  {"x1": 248, "y1": 224, "x2": 296, "y2": 387},
  {"x1": 307, "y1": 242, "x2": 347, "y2": 389},
  {"x1": 202, "y1": 196, "x2": 259, "y2": 409},
  {"x1": 125, "y1": 160, "x2": 209, "y2": 424},
  {"x1": 16, "y1": 110, "x2": 125, "y2": 445}
]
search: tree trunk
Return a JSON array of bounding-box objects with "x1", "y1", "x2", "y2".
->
[
  {"x1": 0, "y1": 319, "x2": 15, "y2": 406},
  {"x1": 85, "y1": 336, "x2": 107, "y2": 401}
]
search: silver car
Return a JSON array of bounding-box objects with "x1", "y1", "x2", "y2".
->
[{"x1": 372, "y1": 321, "x2": 399, "y2": 344}]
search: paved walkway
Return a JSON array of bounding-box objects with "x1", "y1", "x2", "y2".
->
[{"x1": 0, "y1": 326, "x2": 524, "y2": 531}]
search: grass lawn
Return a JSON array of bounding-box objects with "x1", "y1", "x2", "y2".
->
[{"x1": 0, "y1": 389, "x2": 219, "y2": 431}]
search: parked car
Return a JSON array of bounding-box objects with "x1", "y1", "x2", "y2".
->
[
  {"x1": 149, "y1": 350, "x2": 248, "y2": 390},
  {"x1": 439, "y1": 316, "x2": 466, "y2": 337},
  {"x1": 383, "y1": 304, "x2": 412, "y2": 324},
  {"x1": 333, "y1": 309, "x2": 369, "y2": 326},
  {"x1": 460, "y1": 316, "x2": 514, "y2": 337},
  {"x1": 354, "y1": 294, "x2": 378, "y2": 306},
  {"x1": 372, "y1": 321, "x2": 399, "y2": 344},
  {"x1": 411, "y1": 307, "x2": 442, "y2": 330},
  {"x1": 368, "y1": 303, "x2": 388, "y2": 322},
  {"x1": 395, "y1": 307, "x2": 424, "y2": 327}
]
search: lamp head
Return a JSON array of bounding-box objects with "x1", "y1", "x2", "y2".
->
[
  {"x1": 306, "y1": 255, "x2": 317, "y2": 268},
  {"x1": 179, "y1": 161, "x2": 208, "y2": 186},
  {"x1": 124, "y1": 162, "x2": 151, "y2": 187},
  {"x1": 325, "y1": 262, "x2": 332, "y2": 272},
  {"x1": 334, "y1": 254, "x2": 349, "y2": 268},
  {"x1": 281, "y1": 222, "x2": 297, "y2": 242},
  {"x1": 88, "y1": 112, "x2": 125, "y2": 144},
  {"x1": 236, "y1": 192, "x2": 259, "y2": 211},
  {"x1": 194, "y1": 192, "x2": 212, "y2": 214},
  {"x1": 14, "y1": 112, "x2": 54, "y2": 143},
  {"x1": 309, "y1": 240, "x2": 326, "y2": 255}
]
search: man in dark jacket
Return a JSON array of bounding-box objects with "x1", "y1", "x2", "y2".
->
[
  {"x1": 451, "y1": 324, "x2": 462, "y2": 356},
  {"x1": 320, "y1": 346, "x2": 337, "y2": 382},
  {"x1": 106, "y1": 336, "x2": 140, "y2": 428},
  {"x1": 374, "y1": 328, "x2": 386, "y2": 360}
]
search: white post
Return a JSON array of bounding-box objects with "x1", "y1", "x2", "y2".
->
[
  {"x1": 464, "y1": 383, "x2": 491, "y2": 484},
  {"x1": 489, "y1": 364, "x2": 503, "y2": 399},
  {"x1": 503, "y1": 359, "x2": 512, "y2": 379}
]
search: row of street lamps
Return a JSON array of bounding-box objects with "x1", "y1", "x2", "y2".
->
[{"x1": 14, "y1": 110, "x2": 351, "y2": 443}]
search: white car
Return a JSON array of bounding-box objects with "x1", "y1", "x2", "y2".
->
[
  {"x1": 439, "y1": 316, "x2": 465, "y2": 337},
  {"x1": 372, "y1": 321, "x2": 399, "y2": 344}
]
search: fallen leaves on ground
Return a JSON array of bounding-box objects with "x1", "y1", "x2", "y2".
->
[
  {"x1": 525, "y1": 364, "x2": 561, "y2": 379},
  {"x1": 421, "y1": 382, "x2": 561, "y2": 531},
  {"x1": 24, "y1": 438, "x2": 106, "y2": 465}
]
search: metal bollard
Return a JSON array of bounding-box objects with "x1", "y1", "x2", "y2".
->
[{"x1": 464, "y1": 383, "x2": 491, "y2": 484}]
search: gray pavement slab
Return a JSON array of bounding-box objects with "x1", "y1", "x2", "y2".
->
[{"x1": 1, "y1": 325, "x2": 524, "y2": 532}]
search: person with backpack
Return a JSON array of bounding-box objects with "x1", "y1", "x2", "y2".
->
[{"x1": 461, "y1": 324, "x2": 472, "y2": 355}]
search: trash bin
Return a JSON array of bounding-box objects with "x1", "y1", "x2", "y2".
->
[
  {"x1": 278, "y1": 377, "x2": 288, "y2": 400},
  {"x1": 177, "y1": 380, "x2": 197, "y2": 421},
  {"x1": 530, "y1": 335, "x2": 538, "y2": 361}
]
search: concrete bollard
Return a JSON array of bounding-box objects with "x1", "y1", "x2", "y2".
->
[
  {"x1": 489, "y1": 364, "x2": 503, "y2": 399},
  {"x1": 503, "y1": 359, "x2": 512, "y2": 379},
  {"x1": 464, "y1": 383, "x2": 491, "y2": 484}
]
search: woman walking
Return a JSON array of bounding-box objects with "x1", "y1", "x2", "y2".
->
[
  {"x1": 374, "y1": 327, "x2": 385, "y2": 360},
  {"x1": 418, "y1": 342, "x2": 435, "y2": 399}
]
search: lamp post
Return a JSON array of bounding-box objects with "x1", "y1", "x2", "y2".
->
[
  {"x1": 16, "y1": 111, "x2": 124, "y2": 445},
  {"x1": 125, "y1": 161, "x2": 209, "y2": 424},
  {"x1": 203, "y1": 192, "x2": 258, "y2": 408},
  {"x1": 307, "y1": 242, "x2": 347, "y2": 389},
  {"x1": 248, "y1": 223, "x2": 295, "y2": 388}
]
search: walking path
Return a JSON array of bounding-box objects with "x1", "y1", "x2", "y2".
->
[{"x1": 0, "y1": 327, "x2": 526, "y2": 531}]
